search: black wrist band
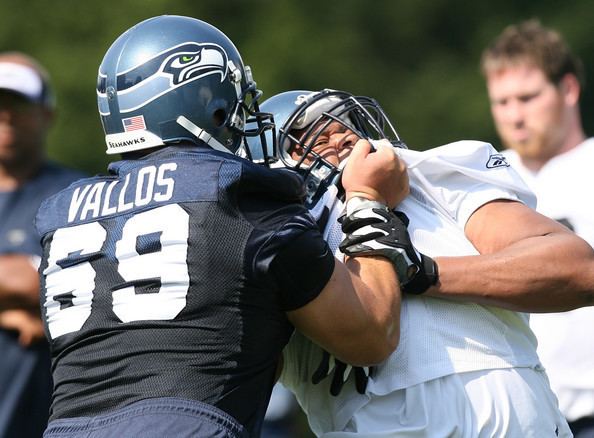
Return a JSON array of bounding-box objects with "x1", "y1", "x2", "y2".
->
[{"x1": 402, "y1": 254, "x2": 439, "y2": 294}]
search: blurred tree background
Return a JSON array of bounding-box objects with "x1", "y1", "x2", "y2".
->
[
  {"x1": 2, "y1": 1, "x2": 592, "y2": 436},
  {"x1": 0, "y1": 0, "x2": 594, "y2": 173},
  {"x1": 1, "y1": 0, "x2": 593, "y2": 174}
]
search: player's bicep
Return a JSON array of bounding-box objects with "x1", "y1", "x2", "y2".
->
[
  {"x1": 286, "y1": 259, "x2": 360, "y2": 358},
  {"x1": 465, "y1": 199, "x2": 570, "y2": 254},
  {"x1": 286, "y1": 255, "x2": 399, "y2": 366}
]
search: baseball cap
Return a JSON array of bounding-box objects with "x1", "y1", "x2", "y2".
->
[{"x1": 0, "y1": 61, "x2": 53, "y2": 107}]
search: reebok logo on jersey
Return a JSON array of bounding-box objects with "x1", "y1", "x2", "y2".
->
[{"x1": 486, "y1": 154, "x2": 509, "y2": 169}]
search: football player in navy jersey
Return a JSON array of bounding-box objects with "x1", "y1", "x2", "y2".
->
[{"x1": 34, "y1": 16, "x2": 418, "y2": 438}]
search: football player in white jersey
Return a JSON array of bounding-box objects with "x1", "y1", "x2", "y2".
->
[
  {"x1": 248, "y1": 89, "x2": 594, "y2": 437},
  {"x1": 481, "y1": 20, "x2": 594, "y2": 436}
]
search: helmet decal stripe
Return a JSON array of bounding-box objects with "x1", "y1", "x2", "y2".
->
[{"x1": 105, "y1": 42, "x2": 228, "y2": 114}]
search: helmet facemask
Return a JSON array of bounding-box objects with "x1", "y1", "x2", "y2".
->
[
  {"x1": 176, "y1": 63, "x2": 273, "y2": 157},
  {"x1": 234, "y1": 80, "x2": 276, "y2": 166},
  {"x1": 277, "y1": 90, "x2": 406, "y2": 207}
]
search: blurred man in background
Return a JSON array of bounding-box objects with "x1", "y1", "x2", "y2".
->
[
  {"x1": 481, "y1": 19, "x2": 594, "y2": 436},
  {"x1": 0, "y1": 51, "x2": 85, "y2": 437}
]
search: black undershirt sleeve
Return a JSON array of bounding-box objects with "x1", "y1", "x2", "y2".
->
[{"x1": 268, "y1": 228, "x2": 335, "y2": 311}]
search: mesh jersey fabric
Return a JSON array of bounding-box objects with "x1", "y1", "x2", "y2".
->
[
  {"x1": 281, "y1": 140, "x2": 543, "y2": 434},
  {"x1": 35, "y1": 146, "x2": 335, "y2": 436}
]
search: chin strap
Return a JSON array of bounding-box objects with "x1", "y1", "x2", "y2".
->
[{"x1": 176, "y1": 116, "x2": 228, "y2": 153}]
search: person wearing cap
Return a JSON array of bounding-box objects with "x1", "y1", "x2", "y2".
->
[{"x1": 0, "y1": 51, "x2": 86, "y2": 437}]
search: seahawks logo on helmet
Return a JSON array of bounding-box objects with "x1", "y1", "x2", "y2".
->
[{"x1": 98, "y1": 42, "x2": 228, "y2": 115}]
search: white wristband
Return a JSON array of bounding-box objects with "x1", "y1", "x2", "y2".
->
[{"x1": 345, "y1": 196, "x2": 388, "y2": 216}]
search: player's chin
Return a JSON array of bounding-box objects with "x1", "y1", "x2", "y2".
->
[
  {"x1": 504, "y1": 137, "x2": 530, "y2": 153},
  {"x1": 0, "y1": 146, "x2": 16, "y2": 161},
  {"x1": 0, "y1": 130, "x2": 16, "y2": 148},
  {"x1": 0, "y1": 149, "x2": 28, "y2": 168}
]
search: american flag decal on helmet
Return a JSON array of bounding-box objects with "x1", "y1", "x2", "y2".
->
[{"x1": 122, "y1": 115, "x2": 146, "y2": 132}]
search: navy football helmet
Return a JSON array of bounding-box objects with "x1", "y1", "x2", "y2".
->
[
  {"x1": 97, "y1": 15, "x2": 272, "y2": 155},
  {"x1": 249, "y1": 89, "x2": 406, "y2": 206}
]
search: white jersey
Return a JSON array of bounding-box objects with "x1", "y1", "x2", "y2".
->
[
  {"x1": 281, "y1": 140, "x2": 543, "y2": 434},
  {"x1": 505, "y1": 138, "x2": 594, "y2": 422}
]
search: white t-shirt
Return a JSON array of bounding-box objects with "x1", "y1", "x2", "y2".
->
[
  {"x1": 281, "y1": 140, "x2": 542, "y2": 433},
  {"x1": 505, "y1": 138, "x2": 594, "y2": 422}
]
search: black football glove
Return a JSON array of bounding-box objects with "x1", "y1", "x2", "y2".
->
[
  {"x1": 339, "y1": 199, "x2": 438, "y2": 294},
  {"x1": 311, "y1": 350, "x2": 374, "y2": 396}
]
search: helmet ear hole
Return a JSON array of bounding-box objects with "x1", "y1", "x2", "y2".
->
[{"x1": 213, "y1": 109, "x2": 226, "y2": 127}]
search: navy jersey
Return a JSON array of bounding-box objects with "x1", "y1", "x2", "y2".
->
[
  {"x1": 35, "y1": 146, "x2": 335, "y2": 436},
  {"x1": 0, "y1": 162, "x2": 85, "y2": 256}
]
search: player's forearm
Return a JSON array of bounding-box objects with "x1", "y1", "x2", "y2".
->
[
  {"x1": 344, "y1": 255, "x2": 401, "y2": 362},
  {"x1": 0, "y1": 309, "x2": 45, "y2": 346},
  {"x1": 0, "y1": 255, "x2": 41, "y2": 311},
  {"x1": 427, "y1": 232, "x2": 594, "y2": 312},
  {"x1": 289, "y1": 256, "x2": 401, "y2": 367}
]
